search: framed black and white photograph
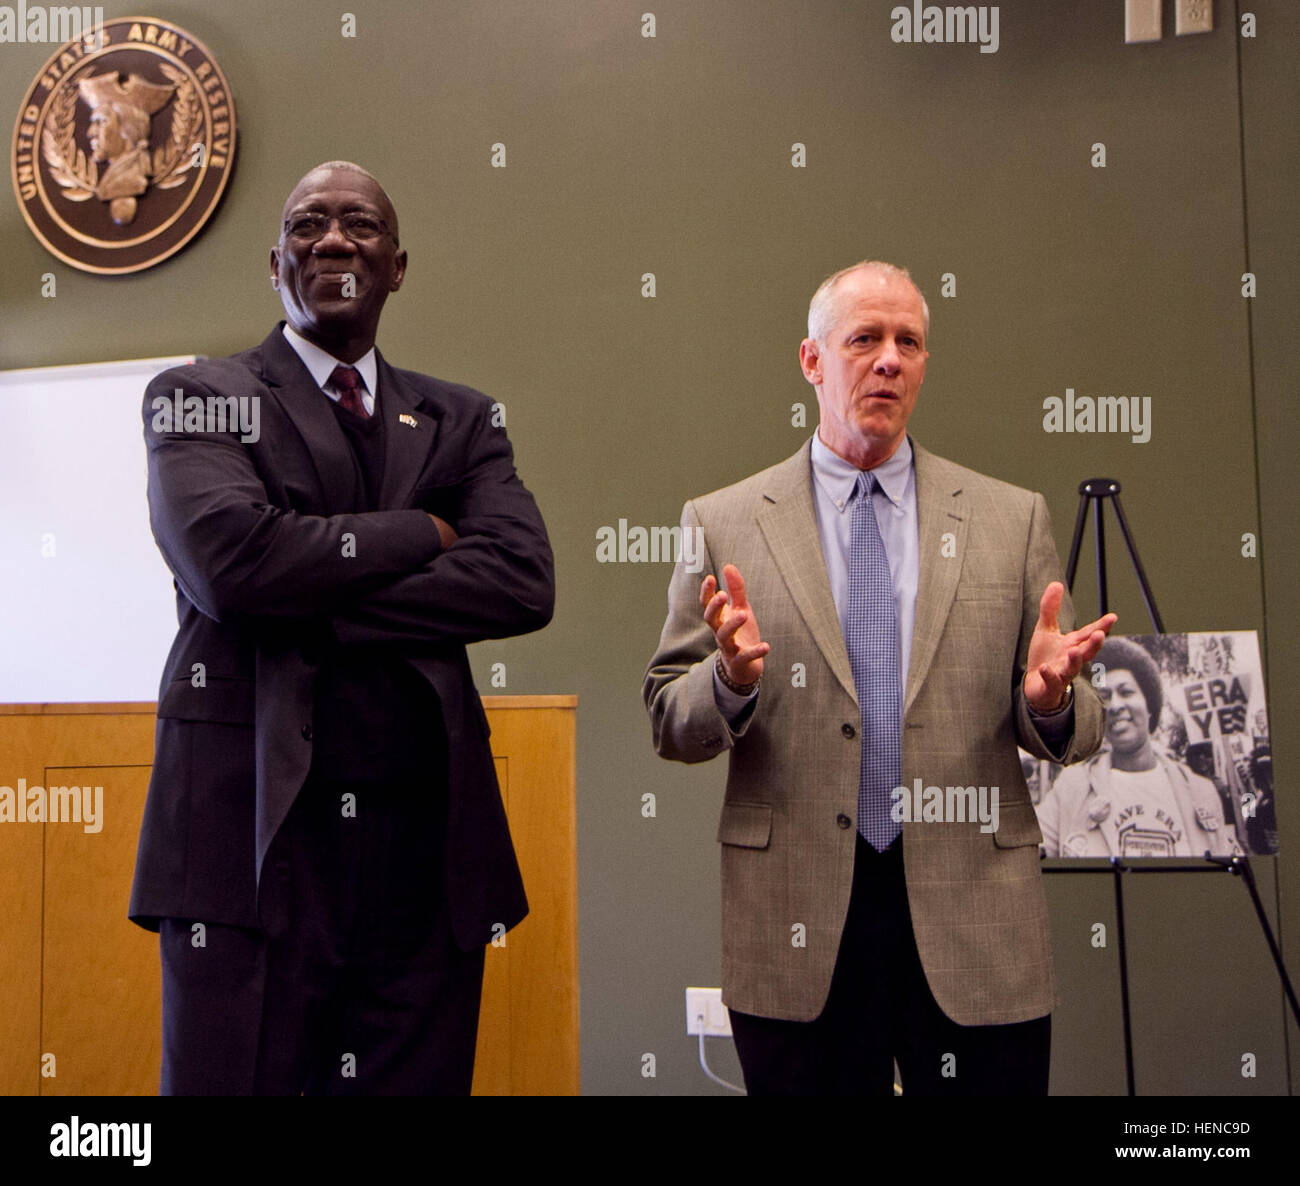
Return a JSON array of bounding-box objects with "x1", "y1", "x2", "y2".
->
[{"x1": 1027, "y1": 631, "x2": 1274, "y2": 858}]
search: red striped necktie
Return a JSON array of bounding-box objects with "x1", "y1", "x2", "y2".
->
[{"x1": 329, "y1": 364, "x2": 369, "y2": 419}]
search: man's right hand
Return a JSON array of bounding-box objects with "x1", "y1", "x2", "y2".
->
[
  {"x1": 428, "y1": 514, "x2": 458, "y2": 550},
  {"x1": 701, "y1": 562, "x2": 770, "y2": 687}
]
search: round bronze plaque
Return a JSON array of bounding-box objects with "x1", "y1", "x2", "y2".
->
[{"x1": 11, "y1": 16, "x2": 237, "y2": 274}]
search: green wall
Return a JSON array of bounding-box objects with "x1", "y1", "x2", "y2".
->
[{"x1": 3, "y1": 0, "x2": 1294, "y2": 1096}]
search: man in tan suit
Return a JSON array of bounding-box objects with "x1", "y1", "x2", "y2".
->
[{"x1": 644, "y1": 261, "x2": 1116, "y2": 1095}]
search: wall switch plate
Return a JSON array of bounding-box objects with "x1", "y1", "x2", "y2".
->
[
  {"x1": 686, "y1": 987, "x2": 733, "y2": 1037},
  {"x1": 1125, "y1": 0, "x2": 1161, "y2": 42},
  {"x1": 1176, "y1": 0, "x2": 1214, "y2": 35}
]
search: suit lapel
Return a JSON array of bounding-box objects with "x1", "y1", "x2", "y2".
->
[
  {"x1": 906, "y1": 443, "x2": 969, "y2": 717},
  {"x1": 259, "y1": 325, "x2": 361, "y2": 514},
  {"x1": 757, "y1": 441, "x2": 858, "y2": 705},
  {"x1": 374, "y1": 350, "x2": 441, "y2": 509}
]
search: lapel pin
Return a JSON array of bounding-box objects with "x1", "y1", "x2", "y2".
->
[{"x1": 398, "y1": 413, "x2": 418, "y2": 428}]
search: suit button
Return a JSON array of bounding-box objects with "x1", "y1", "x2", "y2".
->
[
  {"x1": 841, "y1": 722, "x2": 856, "y2": 738},
  {"x1": 301, "y1": 725, "x2": 313, "y2": 741},
  {"x1": 836, "y1": 814, "x2": 852, "y2": 829}
]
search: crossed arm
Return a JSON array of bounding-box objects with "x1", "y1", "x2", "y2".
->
[{"x1": 144, "y1": 370, "x2": 554, "y2": 647}]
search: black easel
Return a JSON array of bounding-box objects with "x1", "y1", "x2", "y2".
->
[
  {"x1": 1065, "y1": 477, "x2": 1164, "y2": 633},
  {"x1": 1044, "y1": 477, "x2": 1297, "y2": 1096}
]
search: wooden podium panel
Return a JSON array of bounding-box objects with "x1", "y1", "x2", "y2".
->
[
  {"x1": 471, "y1": 699, "x2": 579, "y2": 1095},
  {"x1": 0, "y1": 696, "x2": 577, "y2": 1096},
  {"x1": 0, "y1": 704, "x2": 158, "y2": 1096},
  {"x1": 42, "y1": 762, "x2": 159, "y2": 1095}
]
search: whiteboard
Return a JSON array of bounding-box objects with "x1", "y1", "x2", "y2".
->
[{"x1": 0, "y1": 356, "x2": 198, "y2": 702}]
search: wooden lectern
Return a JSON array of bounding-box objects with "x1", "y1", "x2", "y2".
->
[{"x1": 0, "y1": 695, "x2": 577, "y2": 1095}]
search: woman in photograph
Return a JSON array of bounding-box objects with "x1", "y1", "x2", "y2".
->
[{"x1": 1038, "y1": 638, "x2": 1242, "y2": 859}]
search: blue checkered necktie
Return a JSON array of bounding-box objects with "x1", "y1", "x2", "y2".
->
[{"x1": 846, "y1": 470, "x2": 902, "y2": 850}]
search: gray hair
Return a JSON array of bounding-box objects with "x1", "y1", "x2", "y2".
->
[
  {"x1": 282, "y1": 161, "x2": 400, "y2": 244},
  {"x1": 807, "y1": 260, "x2": 930, "y2": 344}
]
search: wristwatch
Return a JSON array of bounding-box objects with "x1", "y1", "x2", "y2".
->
[{"x1": 1028, "y1": 681, "x2": 1073, "y2": 715}]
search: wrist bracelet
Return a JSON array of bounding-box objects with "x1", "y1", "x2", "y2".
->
[{"x1": 716, "y1": 654, "x2": 760, "y2": 696}]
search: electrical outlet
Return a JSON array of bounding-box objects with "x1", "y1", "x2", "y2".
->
[
  {"x1": 1124, "y1": 0, "x2": 1161, "y2": 43},
  {"x1": 1176, "y1": 0, "x2": 1213, "y2": 35},
  {"x1": 685, "y1": 987, "x2": 733, "y2": 1037}
]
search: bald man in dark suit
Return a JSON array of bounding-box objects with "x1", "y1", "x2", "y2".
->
[{"x1": 130, "y1": 161, "x2": 554, "y2": 1094}]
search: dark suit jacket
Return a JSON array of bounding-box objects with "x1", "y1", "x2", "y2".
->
[
  {"x1": 644, "y1": 438, "x2": 1104, "y2": 1024},
  {"x1": 129, "y1": 325, "x2": 554, "y2": 950}
]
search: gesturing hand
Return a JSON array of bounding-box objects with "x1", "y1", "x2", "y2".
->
[
  {"x1": 1025, "y1": 581, "x2": 1117, "y2": 711},
  {"x1": 701, "y1": 563, "x2": 770, "y2": 687}
]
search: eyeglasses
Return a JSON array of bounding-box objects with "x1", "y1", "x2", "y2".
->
[{"x1": 283, "y1": 212, "x2": 394, "y2": 243}]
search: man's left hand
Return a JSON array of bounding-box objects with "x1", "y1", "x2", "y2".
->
[
  {"x1": 1024, "y1": 581, "x2": 1117, "y2": 711},
  {"x1": 428, "y1": 513, "x2": 459, "y2": 550}
]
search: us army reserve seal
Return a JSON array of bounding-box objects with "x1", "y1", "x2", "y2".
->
[{"x1": 11, "y1": 16, "x2": 236, "y2": 274}]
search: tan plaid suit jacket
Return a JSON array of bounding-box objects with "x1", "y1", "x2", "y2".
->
[{"x1": 644, "y1": 437, "x2": 1104, "y2": 1025}]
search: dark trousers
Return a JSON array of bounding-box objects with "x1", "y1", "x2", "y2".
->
[
  {"x1": 159, "y1": 774, "x2": 483, "y2": 1095},
  {"x1": 730, "y1": 836, "x2": 1050, "y2": 1096}
]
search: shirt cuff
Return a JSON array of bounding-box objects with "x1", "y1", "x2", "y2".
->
[
  {"x1": 1029, "y1": 699, "x2": 1074, "y2": 759},
  {"x1": 713, "y1": 663, "x2": 759, "y2": 729}
]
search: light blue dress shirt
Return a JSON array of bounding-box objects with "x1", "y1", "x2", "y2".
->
[
  {"x1": 712, "y1": 432, "x2": 915, "y2": 719},
  {"x1": 715, "y1": 431, "x2": 1073, "y2": 751}
]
